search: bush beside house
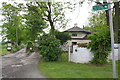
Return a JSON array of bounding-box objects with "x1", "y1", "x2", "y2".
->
[{"x1": 88, "y1": 26, "x2": 111, "y2": 65}]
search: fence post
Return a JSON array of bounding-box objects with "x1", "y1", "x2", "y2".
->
[{"x1": 68, "y1": 45, "x2": 71, "y2": 62}]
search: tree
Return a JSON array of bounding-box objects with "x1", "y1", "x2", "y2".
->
[
  {"x1": 88, "y1": 26, "x2": 111, "y2": 64},
  {"x1": 54, "y1": 31, "x2": 71, "y2": 45},
  {"x1": 85, "y1": 11, "x2": 107, "y2": 33},
  {"x1": 86, "y1": 12, "x2": 111, "y2": 64},
  {"x1": 24, "y1": 3, "x2": 47, "y2": 42},
  {"x1": 32, "y1": 1, "x2": 73, "y2": 34},
  {"x1": 113, "y1": 1, "x2": 120, "y2": 43},
  {"x1": 1, "y1": 2, "x2": 24, "y2": 46}
]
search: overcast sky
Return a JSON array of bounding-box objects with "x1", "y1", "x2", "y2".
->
[
  {"x1": 0, "y1": 0, "x2": 96, "y2": 42},
  {"x1": 63, "y1": 1, "x2": 94, "y2": 29}
]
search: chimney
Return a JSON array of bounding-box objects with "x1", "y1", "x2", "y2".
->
[{"x1": 74, "y1": 23, "x2": 77, "y2": 27}]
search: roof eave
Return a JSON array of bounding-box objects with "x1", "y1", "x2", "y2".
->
[{"x1": 64, "y1": 31, "x2": 91, "y2": 34}]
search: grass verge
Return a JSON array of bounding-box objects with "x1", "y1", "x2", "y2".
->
[
  {"x1": 38, "y1": 53, "x2": 119, "y2": 78},
  {"x1": 0, "y1": 44, "x2": 23, "y2": 55},
  {"x1": 0, "y1": 44, "x2": 10, "y2": 55}
]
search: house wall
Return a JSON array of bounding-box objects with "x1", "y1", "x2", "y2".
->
[
  {"x1": 61, "y1": 40, "x2": 91, "y2": 51},
  {"x1": 67, "y1": 40, "x2": 91, "y2": 46},
  {"x1": 69, "y1": 32, "x2": 86, "y2": 38},
  {"x1": 61, "y1": 32, "x2": 91, "y2": 51}
]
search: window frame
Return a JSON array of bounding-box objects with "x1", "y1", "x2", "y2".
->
[{"x1": 72, "y1": 33, "x2": 77, "y2": 36}]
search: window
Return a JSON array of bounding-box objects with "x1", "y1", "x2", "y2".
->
[
  {"x1": 72, "y1": 42, "x2": 77, "y2": 45},
  {"x1": 72, "y1": 33, "x2": 77, "y2": 36}
]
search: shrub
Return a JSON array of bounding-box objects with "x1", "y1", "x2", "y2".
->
[
  {"x1": 61, "y1": 53, "x2": 68, "y2": 62},
  {"x1": 77, "y1": 43, "x2": 88, "y2": 47},
  {"x1": 88, "y1": 26, "x2": 111, "y2": 65},
  {"x1": 12, "y1": 48, "x2": 18, "y2": 52},
  {"x1": 12, "y1": 45, "x2": 23, "y2": 53},
  {"x1": 26, "y1": 41, "x2": 34, "y2": 53},
  {"x1": 55, "y1": 31, "x2": 71, "y2": 45},
  {"x1": 39, "y1": 34, "x2": 63, "y2": 61}
]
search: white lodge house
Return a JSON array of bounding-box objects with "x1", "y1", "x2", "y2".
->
[
  {"x1": 62, "y1": 25, "x2": 119, "y2": 63},
  {"x1": 62, "y1": 25, "x2": 91, "y2": 51}
]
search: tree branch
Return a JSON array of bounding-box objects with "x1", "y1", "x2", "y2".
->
[
  {"x1": 53, "y1": 15, "x2": 59, "y2": 22},
  {"x1": 42, "y1": 17, "x2": 49, "y2": 21}
]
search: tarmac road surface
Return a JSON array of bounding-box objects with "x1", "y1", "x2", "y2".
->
[{"x1": 1, "y1": 48, "x2": 46, "y2": 78}]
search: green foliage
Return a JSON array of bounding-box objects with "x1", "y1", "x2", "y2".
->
[
  {"x1": 77, "y1": 43, "x2": 88, "y2": 47},
  {"x1": 87, "y1": 11, "x2": 112, "y2": 65},
  {"x1": 1, "y1": 2, "x2": 27, "y2": 44},
  {"x1": 24, "y1": 3, "x2": 47, "y2": 41},
  {"x1": 39, "y1": 34, "x2": 62, "y2": 61},
  {"x1": 34, "y1": 1, "x2": 74, "y2": 33},
  {"x1": 12, "y1": 45, "x2": 23, "y2": 53},
  {"x1": 88, "y1": 26, "x2": 111, "y2": 64},
  {"x1": 85, "y1": 11, "x2": 107, "y2": 33},
  {"x1": 1, "y1": 2, "x2": 46, "y2": 44},
  {"x1": 83, "y1": 26, "x2": 93, "y2": 32},
  {"x1": 61, "y1": 53, "x2": 68, "y2": 62},
  {"x1": 55, "y1": 31, "x2": 71, "y2": 45},
  {"x1": 26, "y1": 41, "x2": 34, "y2": 53},
  {"x1": 0, "y1": 44, "x2": 10, "y2": 55}
]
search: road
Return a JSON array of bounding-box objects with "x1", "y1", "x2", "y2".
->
[{"x1": 1, "y1": 48, "x2": 46, "y2": 78}]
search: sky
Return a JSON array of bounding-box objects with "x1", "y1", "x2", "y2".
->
[
  {"x1": 63, "y1": 1, "x2": 94, "y2": 30},
  {"x1": 0, "y1": 0, "x2": 95, "y2": 42}
]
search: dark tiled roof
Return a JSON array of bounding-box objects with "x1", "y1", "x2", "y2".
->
[{"x1": 64, "y1": 26, "x2": 91, "y2": 34}]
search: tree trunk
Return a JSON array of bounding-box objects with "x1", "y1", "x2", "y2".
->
[
  {"x1": 49, "y1": 20, "x2": 55, "y2": 33},
  {"x1": 47, "y1": 2, "x2": 55, "y2": 34},
  {"x1": 114, "y1": 2, "x2": 119, "y2": 43},
  {"x1": 118, "y1": 2, "x2": 120, "y2": 43}
]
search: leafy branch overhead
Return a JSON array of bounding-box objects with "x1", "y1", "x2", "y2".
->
[
  {"x1": 24, "y1": 3, "x2": 47, "y2": 41},
  {"x1": 28, "y1": 1, "x2": 74, "y2": 33}
]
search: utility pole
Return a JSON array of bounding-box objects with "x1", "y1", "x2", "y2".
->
[{"x1": 108, "y1": 0, "x2": 116, "y2": 79}]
